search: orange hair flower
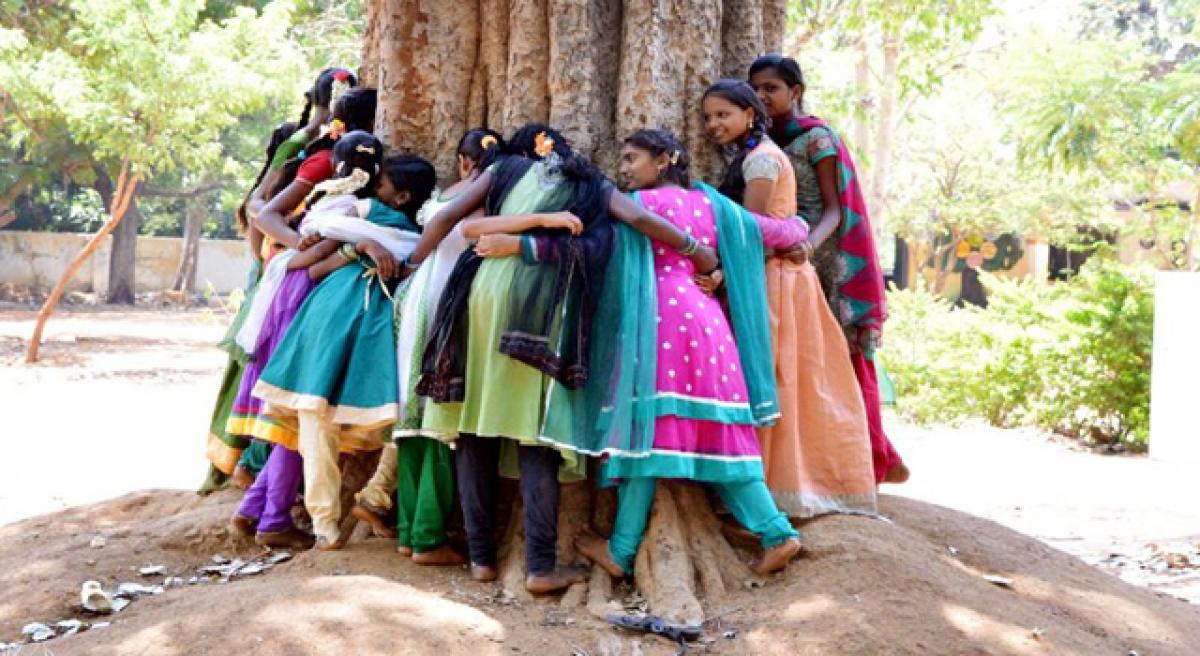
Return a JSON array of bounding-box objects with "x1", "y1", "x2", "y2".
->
[{"x1": 534, "y1": 131, "x2": 555, "y2": 157}]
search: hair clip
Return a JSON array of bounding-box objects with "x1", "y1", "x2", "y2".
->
[{"x1": 355, "y1": 143, "x2": 376, "y2": 154}]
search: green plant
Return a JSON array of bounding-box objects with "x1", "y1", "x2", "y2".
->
[{"x1": 885, "y1": 258, "x2": 1155, "y2": 448}]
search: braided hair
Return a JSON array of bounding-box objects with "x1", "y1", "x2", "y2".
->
[
  {"x1": 456, "y1": 128, "x2": 505, "y2": 173},
  {"x1": 235, "y1": 121, "x2": 298, "y2": 232},
  {"x1": 623, "y1": 128, "x2": 691, "y2": 188},
  {"x1": 382, "y1": 155, "x2": 438, "y2": 219},
  {"x1": 506, "y1": 123, "x2": 600, "y2": 182},
  {"x1": 297, "y1": 67, "x2": 358, "y2": 128},
  {"x1": 271, "y1": 87, "x2": 378, "y2": 198},
  {"x1": 703, "y1": 79, "x2": 772, "y2": 203},
  {"x1": 301, "y1": 130, "x2": 385, "y2": 210}
]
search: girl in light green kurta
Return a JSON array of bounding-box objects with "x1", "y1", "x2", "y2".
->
[{"x1": 406, "y1": 123, "x2": 719, "y2": 595}]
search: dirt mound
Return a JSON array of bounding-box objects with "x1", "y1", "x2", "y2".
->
[{"x1": 2, "y1": 490, "x2": 1197, "y2": 655}]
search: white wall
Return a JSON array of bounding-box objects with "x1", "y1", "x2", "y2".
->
[{"x1": 0, "y1": 230, "x2": 252, "y2": 295}]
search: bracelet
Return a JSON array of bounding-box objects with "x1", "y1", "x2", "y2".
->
[
  {"x1": 676, "y1": 233, "x2": 699, "y2": 257},
  {"x1": 402, "y1": 254, "x2": 420, "y2": 272},
  {"x1": 338, "y1": 243, "x2": 360, "y2": 261}
]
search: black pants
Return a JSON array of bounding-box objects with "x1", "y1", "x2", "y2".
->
[{"x1": 454, "y1": 434, "x2": 561, "y2": 575}]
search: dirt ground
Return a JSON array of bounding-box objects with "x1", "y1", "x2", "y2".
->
[{"x1": 2, "y1": 305, "x2": 1199, "y2": 655}]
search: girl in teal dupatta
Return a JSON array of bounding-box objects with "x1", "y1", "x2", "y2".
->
[
  {"x1": 254, "y1": 136, "x2": 435, "y2": 548},
  {"x1": 483, "y1": 130, "x2": 805, "y2": 578}
]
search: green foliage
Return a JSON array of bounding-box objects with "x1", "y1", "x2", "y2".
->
[
  {"x1": 886, "y1": 258, "x2": 1155, "y2": 447},
  {"x1": 0, "y1": 0, "x2": 350, "y2": 238}
]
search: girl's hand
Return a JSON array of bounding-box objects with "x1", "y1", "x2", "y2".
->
[
  {"x1": 540, "y1": 211, "x2": 583, "y2": 235},
  {"x1": 475, "y1": 234, "x2": 522, "y2": 258},
  {"x1": 690, "y1": 244, "x2": 719, "y2": 275},
  {"x1": 694, "y1": 268, "x2": 724, "y2": 296},
  {"x1": 296, "y1": 233, "x2": 323, "y2": 251},
  {"x1": 778, "y1": 241, "x2": 812, "y2": 264},
  {"x1": 356, "y1": 239, "x2": 397, "y2": 279}
]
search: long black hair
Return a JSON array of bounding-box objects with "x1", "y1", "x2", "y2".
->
[
  {"x1": 748, "y1": 54, "x2": 805, "y2": 90},
  {"x1": 703, "y1": 79, "x2": 771, "y2": 203},
  {"x1": 624, "y1": 128, "x2": 691, "y2": 188},
  {"x1": 456, "y1": 128, "x2": 505, "y2": 173},
  {"x1": 236, "y1": 121, "x2": 298, "y2": 232},
  {"x1": 272, "y1": 87, "x2": 378, "y2": 197},
  {"x1": 302, "y1": 130, "x2": 384, "y2": 210},
  {"x1": 297, "y1": 67, "x2": 357, "y2": 128},
  {"x1": 505, "y1": 123, "x2": 601, "y2": 182},
  {"x1": 382, "y1": 154, "x2": 438, "y2": 219}
]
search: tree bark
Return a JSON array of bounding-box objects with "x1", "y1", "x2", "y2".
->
[
  {"x1": 173, "y1": 195, "x2": 205, "y2": 293},
  {"x1": 364, "y1": 0, "x2": 784, "y2": 182},
  {"x1": 27, "y1": 161, "x2": 138, "y2": 363},
  {"x1": 105, "y1": 178, "x2": 142, "y2": 305},
  {"x1": 360, "y1": 0, "x2": 787, "y2": 622}
]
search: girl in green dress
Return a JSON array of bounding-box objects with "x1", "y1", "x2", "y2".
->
[{"x1": 407, "y1": 124, "x2": 719, "y2": 594}]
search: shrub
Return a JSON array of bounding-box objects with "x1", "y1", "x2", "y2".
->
[{"x1": 884, "y1": 257, "x2": 1154, "y2": 448}]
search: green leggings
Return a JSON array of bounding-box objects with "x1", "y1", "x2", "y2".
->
[
  {"x1": 609, "y1": 478, "x2": 799, "y2": 572},
  {"x1": 395, "y1": 437, "x2": 455, "y2": 553},
  {"x1": 237, "y1": 440, "x2": 272, "y2": 474}
]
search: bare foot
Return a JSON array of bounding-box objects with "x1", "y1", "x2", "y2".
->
[
  {"x1": 471, "y1": 563, "x2": 498, "y2": 581},
  {"x1": 351, "y1": 503, "x2": 396, "y2": 539},
  {"x1": 525, "y1": 565, "x2": 589, "y2": 595},
  {"x1": 230, "y1": 514, "x2": 257, "y2": 539},
  {"x1": 884, "y1": 462, "x2": 911, "y2": 484},
  {"x1": 752, "y1": 537, "x2": 802, "y2": 575},
  {"x1": 574, "y1": 533, "x2": 625, "y2": 578},
  {"x1": 255, "y1": 527, "x2": 315, "y2": 550},
  {"x1": 397, "y1": 545, "x2": 413, "y2": 557},
  {"x1": 230, "y1": 466, "x2": 255, "y2": 490},
  {"x1": 412, "y1": 543, "x2": 466, "y2": 566},
  {"x1": 314, "y1": 535, "x2": 342, "y2": 551}
]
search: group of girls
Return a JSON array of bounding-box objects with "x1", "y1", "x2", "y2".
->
[{"x1": 200, "y1": 53, "x2": 907, "y2": 595}]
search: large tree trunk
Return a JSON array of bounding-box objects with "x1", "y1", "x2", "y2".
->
[
  {"x1": 173, "y1": 195, "x2": 204, "y2": 294},
  {"x1": 106, "y1": 180, "x2": 142, "y2": 305},
  {"x1": 362, "y1": 0, "x2": 784, "y2": 181},
  {"x1": 359, "y1": 0, "x2": 785, "y2": 624}
]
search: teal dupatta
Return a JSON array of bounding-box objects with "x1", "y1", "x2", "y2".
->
[{"x1": 536, "y1": 183, "x2": 778, "y2": 459}]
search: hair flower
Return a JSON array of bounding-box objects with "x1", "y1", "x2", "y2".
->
[
  {"x1": 333, "y1": 69, "x2": 350, "y2": 82},
  {"x1": 328, "y1": 118, "x2": 346, "y2": 140},
  {"x1": 480, "y1": 135, "x2": 498, "y2": 150},
  {"x1": 534, "y1": 131, "x2": 555, "y2": 157}
]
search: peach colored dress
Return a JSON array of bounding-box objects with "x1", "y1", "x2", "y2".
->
[{"x1": 742, "y1": 139, "x2": 878, "y2": 518}]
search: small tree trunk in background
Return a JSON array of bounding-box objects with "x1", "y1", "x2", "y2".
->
[
  {"x1": 27, "y1": 162, "x2": 138, "y2": 363},
  {"x1": 173, "y1": 195, "x2": 205, "y2": 293},
  {"x1": 852, "y1": 5, "x2": 872, "y2": 179},
  {"x1": 106, "y1": 183, "x2": 142, "y2": 304},
  {"x1": 871, "y1": 36, "x2": 899, "y2": 243}
]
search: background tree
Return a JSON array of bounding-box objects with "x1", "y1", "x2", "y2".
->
[{"x1": 0, "y1": 0, "x2": 305, "y2": 360}]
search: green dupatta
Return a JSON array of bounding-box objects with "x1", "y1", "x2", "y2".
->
[{"x1": 536, "y1": 183, "x2": 778, "y2": 459}]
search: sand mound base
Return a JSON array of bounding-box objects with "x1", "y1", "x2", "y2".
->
[{"x1": 2, "y1": 489, "x2": 1196, "y2": 655}]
